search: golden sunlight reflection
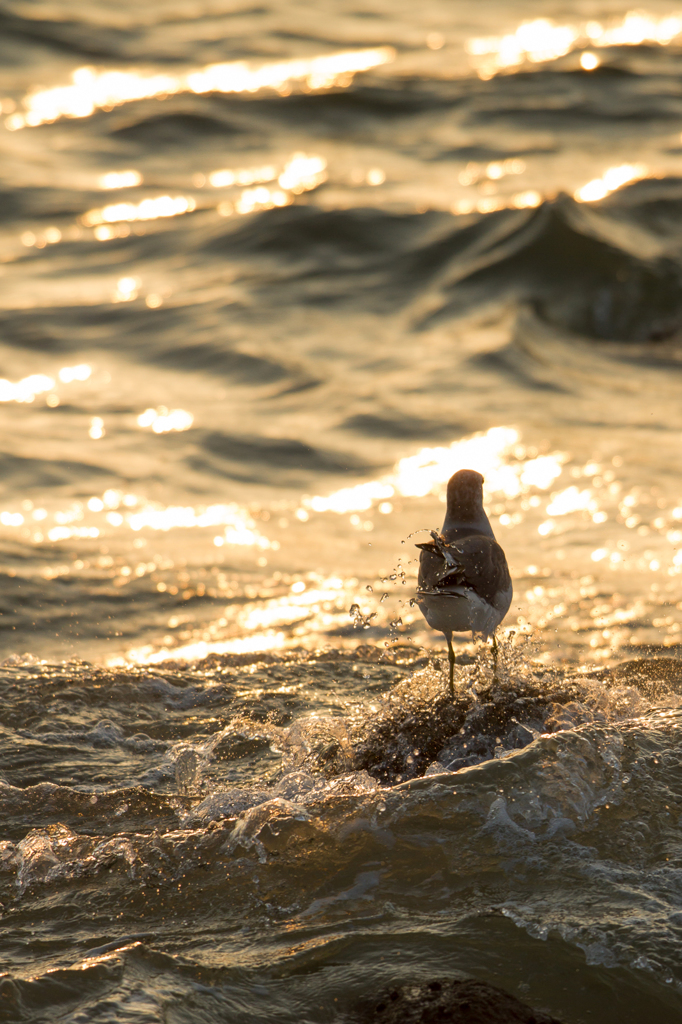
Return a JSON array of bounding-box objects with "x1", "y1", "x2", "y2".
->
[
  {"x1": 0, "y1": 374, "x2": 54, "y2": 403},
  {"x1": 124, "y1": 502, "x2": 276, "y2": 550},
  {"x1": 136, "y1": 407, "x2": 193, "y2": 433},
  {"x1": 468, "y1": 18, "x2": 578, "y2": 69},
  {"x1": 7, "y1": 67, "x2": 179, "y2": 129},
  {"x1": 232, "y1": 187, "x2": 289, "y2": 216},
  {"x1": 112, "y1": 277, "x2": 139, "y2": 302},
  {"x1": 17, "y1": 148, "x2": 657, "y2": 257},
  {"x1": 366, "y1": 168, "x2": 386, "y2": 186},
  {"x1": 277, "y1": 154, "x2": 327, "y2": 193},
  {"x1": 458, "y1": 159, "x2": 526, "y2": 186},
  {"x1": 89, "y1": 417, "x2": 105, "y2": 440},
  {"x1": 453, "y1": 158, "x2": 652, "y2": 216},
  {"x1": 451, "y1": 190, "x2": 542, "y2": 216},
  {"x1": 114, "y1": 572, "x2": 365, "y2": 665},
  {"x1": 467, "y1": 11, "x2": 682, "y2": 77},
  {"x1": 76, "y1": 153, "x2": 326, "y2": 235},
  {"x1": 116, "y1": 631, "x2": 287, "y2": 666},
  {"x1": 0, "y1": 365, "x2": 92, "y2": 403},
  {"x1": 208, "y1": 164, "x2": 276, "y2": 188},
  {"x1": 98, "y1": 170, "x2": 142, "y2": 190},
  {"x1": 0, "y1": 488, "x2": 276, "y2": 550},
  {"x1": 94, "y1": 225, "x2": 129, "y2": 241},
  {"x1": 82, "y1": 195, "x2": 196, "y2": 227},
  {"x1": 304, "y1": 427, "x2": 567, "y2": 515},
  {"x1": 0, "y1": 512, "x2": 24, "y2": 527},
  {"x1": 58, "y1": 364, "x2": 91, "y2": 383},
  {"x1": 241, "y1": 583, "x2": 346, "y2": 632},
  {"x1": 6, "y1": 48, "x2": 394, "y2": 130},
  {"x1": 546, "y1": 486, "x2": 598, "y2": 517},
  {"x1": 216, "y1": 153, "x2": 327, "y2": 214},
  {"x1": 580, "y1": 52, "x2": 600, "y2": 71},
  {"x1": 574, "y1": 163, "x2": 648, "y2": 202},
  {"x1": 185, "y1": 48, "x2": 394, "y2": 95},
  {"x1": 48, "y1": 525, "x2": 99, "y2": 542}
]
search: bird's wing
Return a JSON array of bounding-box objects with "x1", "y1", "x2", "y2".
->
[
  {"x1": 415, "y1": 529, "x2": 452, "y2": 562},
  {"x1": 418, "y1": 533, "x2": 511, "y2": 607},
  {"x1": 415, "y1": 541, "x2": 438, "y2": 554}
]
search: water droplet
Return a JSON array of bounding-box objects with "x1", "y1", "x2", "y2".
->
[{"x1": 349, "y1": 603, "x2": 376, "y2": 629}]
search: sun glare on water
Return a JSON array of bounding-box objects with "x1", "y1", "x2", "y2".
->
[
  {"x1": 136, "y1": 407, "x2": 194, "y2": 434},
  {"x1": 82, "y1": 196, "x2": 196, "y2": 227},
  {"x1": 98, "y1": 170, "x2": 143, "y2": 190},
  {"x1": 467, "y1": 11, "x2": 682, "y2": 77},
  {"x1": 116, "y1": 631, "x2": 288, "y2": 666},
  {"x1": 304, "y1": 427, "x2": 566, "y2": 515},
  {"x1": 5, "y1": 48, "x2": 395, "y2": 130},
  {"x1": 574, "y1": 164, "x2": 648, "y2": 203},
  {"x1": 0, "y1": 364, "x2": 91, "y2": 403},
  {"x1": 70, "y1": 152, "x2": 328, "y2": 238},
  {"x1": 7, "y1": 10, "x2": 681, "y2": 133}
]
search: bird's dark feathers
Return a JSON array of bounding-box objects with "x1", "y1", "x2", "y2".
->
[{"x1": 416, "y1": 531, "x2": 511, "y2": 607}]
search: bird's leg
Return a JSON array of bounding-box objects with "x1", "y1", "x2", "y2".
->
[
  {"x1": 491, "y1": 632, "x2": 499, "y2": 682},
  {"x1": 445, "y1": 634, "x2": 455, "y2": 699}
]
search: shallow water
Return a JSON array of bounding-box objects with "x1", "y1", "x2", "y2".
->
[{"x1": 3, "y1": 1, "x2": 682, "y2": 1020}]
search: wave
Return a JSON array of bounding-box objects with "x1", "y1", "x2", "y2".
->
[
  {"x1": 433, "y1": 196, "x2": 682, "y2": 341},
  {"x1": 1, "y1": 653, "x2": 682, "y2": 1017},
  {"x1": 200, "y1": 185, "x2": 682, "y2": 343},
  {"x1": 339, "y1": 411, "x2": 461, "y2": 439},
  {"x1": 148, "y1": 339, "x2": 290, "y2": 384},
  {"x1": 0, "y1": 452, "x2": 110, "y2": 487},
  {"x1": 197, "y1": 429, "x2": 375, "y2": 481},
  {"x1": 110, "y1": 109, "x2": 250, "y2": 145},
  {"x1": 6, "y1": 175, "x2": 682, "y2": 360},
  {"x1": 0, "y1": 10, "x2": 134, "y2": 61}
]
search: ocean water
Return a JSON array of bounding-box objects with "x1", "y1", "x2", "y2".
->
[{"x1": 3, "y1": 1, "x2": 682, "y2": 1020}]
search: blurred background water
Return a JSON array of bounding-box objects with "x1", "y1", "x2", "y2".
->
[{"x1": 4, "y1": 2, "x2": 682, "y2": 1021}]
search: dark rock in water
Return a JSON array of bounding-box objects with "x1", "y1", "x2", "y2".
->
[
  {"x1": 364, "y1": 978, "x2": 565, "y2": 1024},
  {"x1": 351, "y1": 682, "x2": 471, "y2": 785},
  {"x1": 348, "y1": 657, "x2": 585, "y2": 786}
]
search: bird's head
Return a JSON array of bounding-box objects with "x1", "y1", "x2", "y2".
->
[{"x1": 446, "y1": 469, "x2": 485, "y2": 522}]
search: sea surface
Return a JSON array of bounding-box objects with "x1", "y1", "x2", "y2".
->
[{"x1": 3, "y1": 2, "x2": 682, "y2": 1021}]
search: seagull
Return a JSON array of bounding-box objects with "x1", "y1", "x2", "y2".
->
[{"x1": 415, "y1": 469, "x2": 512, "y2": 697}]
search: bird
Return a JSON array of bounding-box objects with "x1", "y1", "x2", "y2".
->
[{"x1": 415, "y1": 468, "x2": 512, "y2": 697}]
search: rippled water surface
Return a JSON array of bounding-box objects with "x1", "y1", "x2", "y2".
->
[{"x1": 4, "y1": 1, "x2": 682, "y2": 1020}]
